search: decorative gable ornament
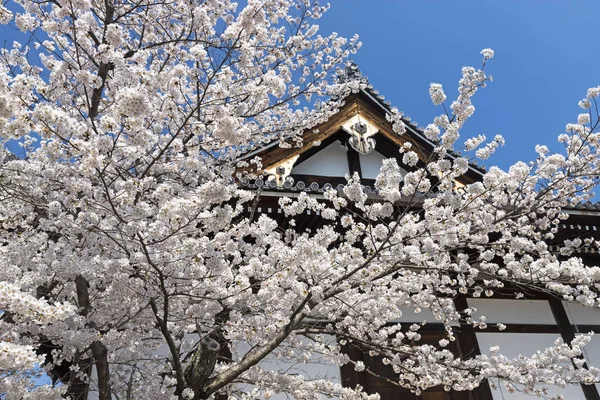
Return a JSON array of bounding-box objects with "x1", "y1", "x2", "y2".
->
[
  {"x1": 264, "y1": 155, "x2": 299, "y2": 188},
  {"x1": 341, "y1": 114, "x2": 378, "y2": 154},
  {"x1": 240, "y1": 63, "x2": 486, "y2": 192}
]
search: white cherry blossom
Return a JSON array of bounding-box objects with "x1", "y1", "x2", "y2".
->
[{"x1": 1, "y1": 0, "x2": 600, "y2": 397}]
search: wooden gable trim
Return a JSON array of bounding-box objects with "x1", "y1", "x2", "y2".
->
[
  {"x1": 249, "y1": 93, "x2": 425, "y2": 172},
  {"x1": 247, "y1": 91, "x2": 483, "y2": 188},
  {"x1": 352, "y1": 94, "x2": 431, "y2": 164},
  {"x1": 357, "y1": 89, "x2": 485, "y2": 185}
]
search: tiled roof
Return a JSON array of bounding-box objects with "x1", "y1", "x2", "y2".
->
[
  {"x1": 240, "y1": 178, "x2": 378, "y2": 195},
  {"x1": 568, "y1": 201, "x2": 600, "y2": 211}
]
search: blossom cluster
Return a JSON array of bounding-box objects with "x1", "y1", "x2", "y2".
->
[
  {"x1": 0, "y1": 282, "x2": 75, "y2": 324},
  {"x1": 1, "y1": 0, "x2": 600, "y2": 396},
  {"x1": 0, "y1": 282, "x2": 75, "y2": 377},
  {"x1": 0, "y1": 342, "x2": 44, "y2": 372}
]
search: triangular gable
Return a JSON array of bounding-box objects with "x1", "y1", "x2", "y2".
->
[
  {"x1": 247, "y1": 93, "x2": 406, "y2": 167},
  {"x1": 241, "y1": 88, "x2": 485, "y2": 189}
]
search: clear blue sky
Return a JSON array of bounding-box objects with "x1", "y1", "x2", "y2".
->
[
  {"x1": 1, "y1": 1, "x2": 599, "y2": 170},
  {"x1": 319, "y1": 0, "x2": 600, "y2": 171}
]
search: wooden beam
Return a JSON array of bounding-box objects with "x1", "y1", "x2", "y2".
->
[
  {"x1": 339, "y1": 341, "x2": 370, "y2": 391},
  {"x1": 253, "y1": 100, "x2": 360, "y2": 170},
  {"x1": 346, "y1": 146, "x2": 362, "y2": 178},
  {"x1": 453, "y1": 296, "x2": 494, "y2": 400}
]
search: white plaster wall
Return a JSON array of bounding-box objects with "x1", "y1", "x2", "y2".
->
[
  {"x1": 360, "y1": 151, "x2": 387, "y2": 179},
  {"x1": 476, "y1": 333, "x2": 585, "y2": 399},
  {"x1": 467, "y1": 298, "x2": 556, "y2": 325},
  {"x1": 390, "y1": 300, "x2": 458, "y2": 326},
  {"x1": 392, "y1": 306, "x2": 442, "y2": 323},
  {"x1": 234, "y1": 335, "x2": 342, "y2": 399},
  {"x1": 564, "y1": 304, "x2": 600, "y2": 394},
  {"x1": 359, "y1": 151, "x2": 409, "y2": 180},
  {"x1": 584, "y1": 336, "x2": 600, "y2": 365},
  {"x1": 86, "y1": 366, "x2": 98, "y2": 400},
  {"x1": 563, "y1": 301, "x2": 600, "y2": 325},
  {"x1": 292, "y1": 142, "x2": 349, "y2": 177},
  {"x1": 581, "y1": 335, "x2": 600, "y2": 393}
]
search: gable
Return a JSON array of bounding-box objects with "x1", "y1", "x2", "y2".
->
[{"x1": 241, "y1": 88, "x2": 485, "y2": 189}]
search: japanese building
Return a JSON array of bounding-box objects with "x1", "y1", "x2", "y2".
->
[{"x1": 237, "y1": 65, "x2": 600, "y2": 400}]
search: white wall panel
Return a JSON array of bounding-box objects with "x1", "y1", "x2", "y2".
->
[
  {"x1": 360, "y1": 151, "x2": 408, "y2": 180},
  {"x1": 477, "y1": 333, "x2": 585, "y2": 399},
  {"x1": 583, "y1": 335, "x2": 600, "y2": 368},
  {"x1": 390, "y1": 303, "x2": 458, "y2": 326},
  {"x1": 576, "y1": 335, "x2": 600, "y2": 393},
  {"x1": 86, "y1": 366, "x2": 98, "y2": 400},
  {"x1": 360, "y1": 151, "x2": 385, "y2": 179},
  {"x1": 467, "y1": 298, "x2": 556, "y2": 325},
  {"x1": 563, "y1": 301, "x2": 600, "y2": 325},
  {"x1": 292, "y1": 142, "x2": 349, "y2": 177},
  {"x1": 234, "y1": 335, "x2": 342, "y2": 399}
]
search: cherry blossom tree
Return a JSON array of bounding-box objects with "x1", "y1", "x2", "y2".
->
[{"x1": 1, "y1": 0, "x2": 600, "y2": 399}]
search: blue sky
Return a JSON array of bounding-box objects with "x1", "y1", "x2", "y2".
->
[
  {"x1": 1, "y1": 1, "x2": 599, "y2": 171},
  {"x1": 319, "y1": 0, "x2": 600, "y2": 171}
]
